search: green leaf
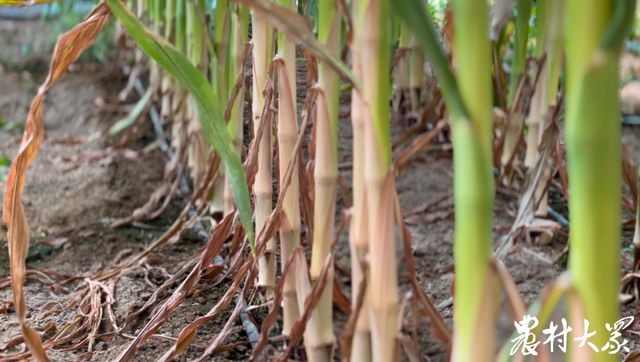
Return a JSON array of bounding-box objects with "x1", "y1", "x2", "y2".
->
[
  {"x1": 107, "y1": 0, "x2": 255, "y2": 249},
  {"x1": 0, "y1": 156, "x2": 11, "y2": 182},
  {"x1": 0, "y1": 118, "x2": 25, "y2": 132},
  {"x1": 108, "y1": 86, "x2": 154, "y2": 136},
  {"x1": 0, "y1": 156, "x2": 11, "y2": 167}
]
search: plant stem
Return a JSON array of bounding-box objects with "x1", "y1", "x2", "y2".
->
[
  {"x1": 224, "y1": 4, "x2": 248, "y2": 215},
  {"x1": 565, "y1": 1, "x2": 626, "y2": 360},
  {"x1": 524, "y1": 0, "x2": 548, "y2": 167},
  {"x1": 276, "y1": 0, "x2": 301, "y2": 337},
  {"x1": 211, "y1": 0, "x2": 231, "y2": 217},
  {"x1": 359, "y1": 0, "x2": 397, "y2": 360},
  {"x1": 534, "y1": 0, "x2": 563, "y2": 216},
  {"x1": 450, "y1": 0, "x2": 496, "y2": 360},
  {"x1": 308, "y1": 0, "x2": 340, "y2": 359},
  {"x1": 252, "y1": 8, "x2": 276, "y2": 294},
  {"x1": 501, "y1": 0, "x2": 531, "y2": 169},
  {"x1": 349, "y1": 0, "x2": 372, "y2": 360}
]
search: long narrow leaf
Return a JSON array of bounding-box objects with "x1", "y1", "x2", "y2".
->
[{"x1": 107, "y1": 0, "x2": 255, "y2": 247}]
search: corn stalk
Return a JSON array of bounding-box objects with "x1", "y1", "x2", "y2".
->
[
  {"x1": 348, "y1": 0, "x2": 372, "y2": 359},
  {"x1": 565, "y1": 0, "x2": 634, "y2": 360},
  {"x1": 500, "y1": 0, "x2": 531, "y2": 171},
  {"x1": 393, "y1": 0, "x2": 497, "y2": 360},
  {"x1": 211, "y1": 0, "x2": 231, "y2": 216},
  {"x1": 224, "y1": 4, "x2": 249, "y2": 215},
  {"x1": 308, "y1": 0, "x2": 341, "y2": 359},
  {"x1": 532, "y1": 0, "x2": 563, "y2": 216},
  {"x1": 358, "y1": 0, "x2": 399, "y2": 360},
  {"x1": 253, "y1": 7, "x2": 276, "y2": 294},
  {"x1": 523, "y1": 0, "x2": 548, "y2": 168},
  {"x1": 275, "y1": 0, "x2": 301, "y2": 337},
  {"x1": 449, "y1": 1, "x2": 497, "y2": 360}
]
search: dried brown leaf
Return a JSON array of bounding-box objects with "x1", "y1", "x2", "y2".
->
[
  {"x1": 2, "y1": 5, "x2": 111, "y2": 361},
  {"x1": 113, "y1": 213, "x2": 235, "y2": 362}
]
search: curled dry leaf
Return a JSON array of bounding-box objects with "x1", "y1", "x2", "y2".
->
[{"x1": 2, "y1": 4, "x2": 111, "y2": 361}]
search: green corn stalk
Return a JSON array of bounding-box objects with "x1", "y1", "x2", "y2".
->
[
  {"x1": 500, "y1": 0, "x2": 532, "y2": 169},
  {"x1": 308, "y1": 0, "x2": 340, "y2": 359},
  {"x1": 565, "y1": 0, "x2": 634, "y2": 360},
  {"x1": 153, "y1": 0, "x2": 162, "y2": 31},
  {"x1": 164, "y1": 0, "x2": 174, "y2": 39},
  {"x1": 186, "y1": 0, "x2": 195, "y2": 65},
  {"x1": 211, "y1": 0, "x2": 231, "y2": 216},
  {"x1": 175, "y1": 0, "x2": 186, "y2": 52},
  {"x1": 393, "y1": 0, "x2": 496, "y2": 360},
  {"x1": 449, "y1": 1, "x2": 496, "y2": 360},
  {"x1": 224, "y1": 4, "x2": 249, "y2": 215},
  {"x1": 358, "y1": 0, "x2": 398, "y2": 360}
]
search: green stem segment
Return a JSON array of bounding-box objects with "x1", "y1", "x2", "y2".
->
[
  {"x1": 224, "y1": 4, "x2": 249, "y2": 215},
  {"x1": 508, "y1": 0, "x2": 532, "y2": 105},
  {"x1": 565, "y1": 0, "x2": 633, "y2": 359},
  {"x1": 211, "y1": 0, "x2": 231, "y2": 216},
  {"x1": 393, "y1": 1, "x2": 496, "y2": 358},
  {"x1": 450, "y1": 0, "x2": 497, "y2": 360}
]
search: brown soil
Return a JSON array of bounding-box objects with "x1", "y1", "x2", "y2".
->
[{"x1": 1, "y1": 18, "x2": 640, "y2": 362}]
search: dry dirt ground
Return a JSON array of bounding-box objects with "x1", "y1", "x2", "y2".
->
[{"x1": 1, "y1": 18, "x2": 640, "y2": 362}]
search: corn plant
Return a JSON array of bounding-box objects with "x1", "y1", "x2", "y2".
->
[
  {"x1": 395, "y1": 0, "x2": 498, "y2": 360},
  {"x1": 565, "y1": 0, "x2": 634, "y2": 360},
  {"x1": 275, "y1": 0, "x2": 301, "y2": 336},
  {"x1": 358, "y1": 0, "x2": 399, "y2": 359},
  {"x1": 500, "y1": 0, "x2": 531, "y2": 173},
  {"x1": 252, "y1": 4, "x2": 276, "y2": 294},
  {"x1": 307, "y1": 1, "x2": 341, "y2": 359},
  {"x1": 348, "y1": 0, "x2": 372, "y2": 359}
]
